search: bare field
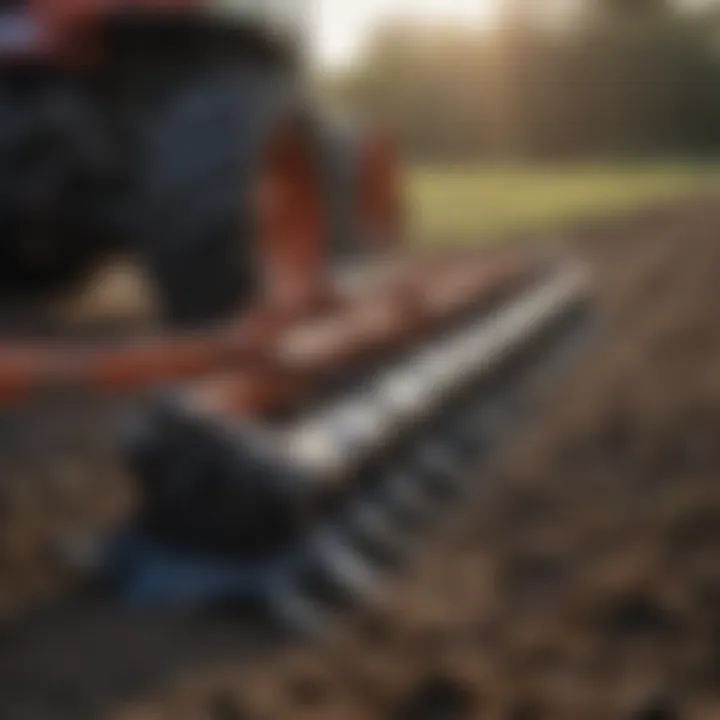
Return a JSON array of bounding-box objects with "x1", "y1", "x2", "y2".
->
[{"x1": 1, "y1": 196, "x2": 720, "y2": 718}]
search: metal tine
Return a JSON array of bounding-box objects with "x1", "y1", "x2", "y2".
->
[
  {"x1": 305, "y1": 530, "x2": 382, "y2": 604},
  {"x1": 267, "y1": 580, "x2": 330, "y2": 637},
  {"x1": 382, "y1": 472, "x2": 439, "y2": 529},
  {"x1": 344, "y1": 500, "x2": 411, "y2": 567},
  {"x1": 414, "y1": 438, "x2": 467, "y2": 498},
  {"x1": 452, "y1": 408, "x2": 490, "y2": 464}
]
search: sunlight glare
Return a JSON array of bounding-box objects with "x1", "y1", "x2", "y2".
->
[{"x1": 313, "y1": 0, "x2": 502, "y2": 69}]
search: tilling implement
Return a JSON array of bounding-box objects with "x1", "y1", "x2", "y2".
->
[
  {"x1": 0, "y1": 250, "x2": 591, "y2": 631},
  {"x1": 111, "y1": 259, "x2": 590, "y2": 632},
  {"x1": 0, "y1": 0, "x2": 592, "y2": 630}
]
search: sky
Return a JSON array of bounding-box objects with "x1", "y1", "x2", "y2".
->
[{"x1": 312, "y1": 0, "x2": 502, "y2": 69}]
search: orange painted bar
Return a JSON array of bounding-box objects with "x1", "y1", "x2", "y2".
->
[
  {"x1": 0, "y1": 250, "x2": 534, "y2": 408},
  {"x1": 183, "y1": 255, "x2": 535, "y2": 418}
]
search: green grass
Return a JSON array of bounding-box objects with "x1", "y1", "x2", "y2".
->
[{"x1": 408, "y1": 164, "x2": 719, "y2": 244}]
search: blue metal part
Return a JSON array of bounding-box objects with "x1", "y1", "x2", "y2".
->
[{"x1": 106, "y1": 528, "x2": 287, "y2": 607}]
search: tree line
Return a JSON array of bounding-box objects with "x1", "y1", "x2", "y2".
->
[{"x1": 330, "y1": 0, "x2": 720, "y2": 162}]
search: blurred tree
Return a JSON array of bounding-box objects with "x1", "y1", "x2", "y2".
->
[{"x1": 327, "y1": 0, "x2": 720, "y2": 161}]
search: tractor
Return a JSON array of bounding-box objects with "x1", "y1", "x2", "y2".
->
[
  {"x1": 0, "y1": 0, "x2": 400, "y2": 321},
  {"x1": 0, "y1": 0, "x2": 591, "y2": 632}
]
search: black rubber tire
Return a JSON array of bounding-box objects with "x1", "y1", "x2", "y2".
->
[
  {"x1": 138, "y1": 69, "x2": 319, "y2": 326},
  {"x1": 0, "y1": 82, "x2": 113, "y2": 296}
]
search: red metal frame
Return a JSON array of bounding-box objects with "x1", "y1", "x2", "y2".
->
[
  {"x1": 257, "y1": 121, "x2": 327, "y2": 309},
  {"x1": 0, "y1": 249, "x2": 534, "y2": 413},
  {"x1": 189, "y1": 251, "x2": 534, "y2": 418},
  {"x1": 359, "y1": 131, "x2": 404, "y2": 253},
  {"x1": 0, "y1": 8, "x2": 535, "y2": 416}
]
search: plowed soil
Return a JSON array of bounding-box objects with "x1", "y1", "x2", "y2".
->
[{"x1": 2, "y1": 198, "x2": 720, "y2": 720}]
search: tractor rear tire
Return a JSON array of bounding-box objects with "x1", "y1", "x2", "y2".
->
[
  {"x1": 0, "y1": 81, "x2": 113, "y2": 297},
  {"x1": 138, "y1": 70, "x2": 319, "y2": 326}
]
